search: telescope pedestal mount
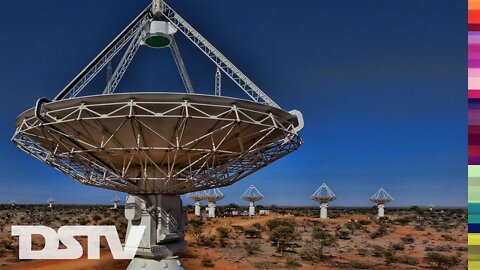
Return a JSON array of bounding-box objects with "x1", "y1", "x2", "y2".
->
[
  {"x1": 125, "y1": 195, "x2": 186, "y2": 270},
  {"x1": 128, "y1": 257, "x2": 184, "y2": 270},
  {"x1": 320, "y1": 203, "x2": 328, "y2": 219},
  {"x1": 249, "y1": 201, "x2": 255, "y2": 217},
  {"x1": 207, "y1": 201, "x2": 216, "y2": 218},
  {"x1": 377, "y1": 204, "x2": 385, "y2": 218},
  {"x1": 194, "y1": 201, "x2": 201, "y2": 216}
]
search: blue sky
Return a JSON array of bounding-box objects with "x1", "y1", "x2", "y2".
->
[{"x1": 0, "y1": 0, "x2": 466, "y2": 206}]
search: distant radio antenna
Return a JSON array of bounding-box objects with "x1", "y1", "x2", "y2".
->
[
  {"x1": 47, "y1": 197, "x2": 55, "y2": 208},
  {"x1": 10, "y1": 199, "x2": 16, "y2": 207},
  {"x1": 370, "y1": 188, "x2": 393, "y2": 218},
  {"x1": 202, "y1": 188, "x2": 224, "y2": 218},
  {"x1": 310, "y1": 183, "x2": 337, "y2": 219},
  {"x1": 186, "y1": 191, "x2": 205, "y2": 216},
  {"x1": 241, "y1": 185, "x2": 264, "y2": 217},
  {"x1": 428, "y1": 203, "x2": 434, "y2": 211},
  {"x1": 112, "y1": 195, "x2": 121, "y2": 209}
]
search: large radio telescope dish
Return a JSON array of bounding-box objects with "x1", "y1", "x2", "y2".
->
[
  {"x1": 186, "y1": 191, "x2": 205, "y2": 202},
  {"x1": 370, "y1": 188, "x2": 393, "y2": 204},
  {"x1": 12, "y1": 2, "x2": 303, "y2": 196},
  {"x1": 241, "y1": 185, "x2": 264, "y2": 202},
  {"x1": 202, "y1": 188, "x2": 224, "y2": 202},
  {"x1": 14, "y1": 93, "x2": 301, "y2": 195},
  {"x1": 310, "y1": 183, "x2": 337, "y2": 203},
  {"x1": 11, "y1": 1, "x2": 304, "y2": 268}
]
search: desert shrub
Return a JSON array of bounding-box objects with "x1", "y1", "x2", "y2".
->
[
  {"x1": 216, "y1": 227, "x2": 229, "y2": 238},
  {"x1": 284, "y1": 254, "x2": 301, "y2": 268},
  {"x1": 371, "y1": 245, "x2": 386, "y2": 257},
  {"x1": 92, "y1": 214, "x2": 102, "y2": 223},
  {"x1": 300, "y1": 243, "x2": 321, "y2": 262},
  {"x1": 330, "y1": 261, "x2": 371, "y2": 269},
  {"x1": 270, "y1": 225, "x2": 297, "y2": 255},
  {"x1": 383, "y1": 248, "x2": 396, "y2": 265},
  {"x1": 392, "y1": 242, "x2": 405, "y2": 251},
  {"x1": 99, "y1": 219, "x2": 115, "y2": 225},
  {"x1": 336, "y1": 228, "x2": 352, "y2": 240},
  {"x1": 243, "y1": 241, "x2": 261, "y2": 256},
  {"x1": 188, "y1": 217, "x2": 204, "y2": 244},
  {"x1": 414, "y1": 224, "x2": 425, "y2": 231},
  {"x1": 266, "y1": 218, "x2": 295, "y2": 231},
  {"x1": 198, "y1": 235, "x2": 216, "y2": 248},
  {"x1": 345, "y1": 221, "x2": 356, "y2": 232},
  {"x1": 441, "y1": 234, "x2": 454, "y2": 241},
  {"x1": 424, "y1": 252, "x2": 460, "y2": 269},
  {"x1": 394, "y1": 216, "x2": 411, "y2": 225},
  {"x1": 252, "y1": 223, "x2": 264, "y2": 231},
  {"x1": 377, "y1": 216, "x2": 390, "y2": 224},
  {"x1": 358, "y1": 220, "x2": 371, "y2": 226},
  {"x1": 428, "y1": 244, "x2": 453, "y2": 252},
  {"x1": 400, "y1": 234, "x2": 415, "y2": 244},
  {"x1": 357, "y1": 248, "x2": 368, "y2": 256},
  {"x1": 308, "y1": 226, "x2": 337, "y2": 259},
  {"x1": 216, "y1": 227, "x2": 229, "y2": 247},
  {"x1": 245, "y1": 229, "x2": 262, "y2": 238},
  {"x1": 395, "y1": 255, "x2": 419, "y2": 265},
  {"x1": 78, "y1": 217, "x2": 88, "y2": 225},
  {"x1": 370, "y1": 223, "x2": 387, "y2": 239},
  {"x1": 232, "y1": 225, "x2": 244, "y2": 233},
  {"x1": 202, "y1": 256, "x2": 215, "y2": 268}
]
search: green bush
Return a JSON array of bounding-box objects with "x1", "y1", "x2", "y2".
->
[
  {"x1": 243, "y1": 241, "x2": 261, "y2": 256},
  {"x1": 400, "y1": 234, "x2": 415, "y2": 244},
  {"x1": 216, "y1": 227, "x2": 229, "y2": 238},
  {"x1": 358, "y1": 220, "x2": 371, "y2": 225},
  {"x1": 266, "y1": 218, "x2": 296, "y2": 231},
  {"x1": 202, "y1": 256, "x2": 215, "y2": 268},
  {"x1": 392, "y1": 242, "x2": 405, "y2": 251},
  {"x1": 424, "y1": 252, "x2": 460, "y2": 269},
  {"x1": 284, "y1": 254, "x2": 301, "y2": 268},
  {"x1": 245, "y1": 228, "x2": 262, "y2": 238},
  {"x1": 336, "y1": 228, "x2": 352, "y2": 240},
  {"x1": 270, "y1": 225, "x2": 297, "y2": 255}
]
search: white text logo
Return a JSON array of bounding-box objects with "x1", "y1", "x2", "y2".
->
[{"x1": 11, "y1": 225, "x2": 145, "y2": 259}]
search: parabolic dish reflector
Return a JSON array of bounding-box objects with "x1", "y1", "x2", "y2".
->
[{"x1": 13, "y1": 92, "x2": 301, "y2": 195}]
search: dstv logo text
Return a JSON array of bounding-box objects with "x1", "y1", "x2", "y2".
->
[{"x1": 11, "y1": 225, "x2": 145, "y2": 259}]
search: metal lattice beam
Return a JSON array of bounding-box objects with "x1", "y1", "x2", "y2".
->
[
  {"x1": 54, "y1": 6, "x2": 152, "y2": 100},
  {"x1": 103, "y1": 30, "x2": 144, "y2": 94},
  {"x1": 170, "y1": 37, "x2": 194, "y2": 93},
  {"x1": 160, "y1": 2, "x2": 280, "y2": 108},
  {"x1": 215, "y1": 67, "x2": 221, "y2": 96}
]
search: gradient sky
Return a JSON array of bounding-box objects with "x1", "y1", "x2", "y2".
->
[{"x1": 0, "y1": 0, "x2": 466, "y2": 206}]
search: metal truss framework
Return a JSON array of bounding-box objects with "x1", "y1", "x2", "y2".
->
[
  {"x1": 53, "y1": 1, "x2": 279, "y2": 109},
  {"x1": 202, "y1": 188, "x2": 224, "y2": 202},
  {"x1": 215, "y1": 67, "x2": 221, "y2": 96},
  {"x1": 170, "y1": 37, "x2": 194, "y2": 93},
  {"x1": 241, "y1": 185, "x2": 264, "y2": 202},
  {"x1": 186, "y1": 191, "x2": 204, "y2": 202},
  {"x1": 310, "y1": 183, "x2": 337, "y2": 203},
  {"x1": 370, "y1": 188, "x2": 393, "y2": 204},
  {"x1": 55, "y1": 5, "x2": 153, "y2": 100},
  {"x1": 13, "y1": 96, "x2": 301, "y2": 195},
  {"x1": 160, "y1": 2, "x2": 279, "y2": 108}
]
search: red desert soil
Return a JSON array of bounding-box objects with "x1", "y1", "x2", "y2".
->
[{"x1": 0, "y1": 207, "x2": 467, "y2": 270}]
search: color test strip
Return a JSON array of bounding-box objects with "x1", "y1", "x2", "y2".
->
[{"x1": 470, "y1": 0, "x2": 480, "y2": 269}]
